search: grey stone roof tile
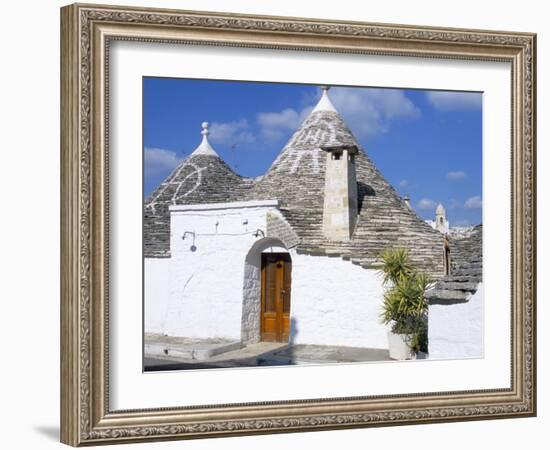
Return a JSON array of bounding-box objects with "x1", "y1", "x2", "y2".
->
[
  {"x1": 143, "y1": 154, "x2": 253, "y2": 256},
  {"x1": 143, "y1": 105, "x2": 481, "y2": 288},
  {"x1": 426, "y1": 225, "x2": 483, "y2": 304}
]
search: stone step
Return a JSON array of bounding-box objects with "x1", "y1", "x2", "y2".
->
[
  {"x1": 425, "y1": 289, "x2": 471, "y2": 303},
  {"x1": 435, "y1": 281, "x2": 479, "y2": 292}
]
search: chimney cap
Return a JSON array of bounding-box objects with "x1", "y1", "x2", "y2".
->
[{"x1": 320, "y1": 144, "x2": 358, "y2": 154}]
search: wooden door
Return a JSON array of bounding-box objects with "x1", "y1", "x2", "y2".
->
[{"x1": 260, "y1": 253, "x2": 291, "y2": 342}]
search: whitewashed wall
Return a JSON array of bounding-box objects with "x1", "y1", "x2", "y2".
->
[
  {"x1": 290, "y1": 254, "x2": 389, "y2": 349},
  {"x1": 162, "y1": 201, "x2": 279, "y2": 340},
  {"x1": 144, "y1": 200, "x2": 390, "y2": 349},
  {"x1": 428, "y1": 283, "x2": 484, "y2": 359},
  {"x1": 144, "y1": 257, "x2": 171, "y2": 333}
]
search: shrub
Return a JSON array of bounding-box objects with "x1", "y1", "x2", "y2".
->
[{"x1": 379, "y1": 248, "x2": 432, "y2": 353}]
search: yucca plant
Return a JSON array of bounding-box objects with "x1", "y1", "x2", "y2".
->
[
  {"x1": 379, "y1": 247, "x2": 413, "y2": 285},
  {"x1": 379, "y1": 248, "x2": 432, "y2": 353}
]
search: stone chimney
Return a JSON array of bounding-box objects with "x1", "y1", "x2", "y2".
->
[{"x1": 321, "y1": 145, "x2": 358, "y2": 241}]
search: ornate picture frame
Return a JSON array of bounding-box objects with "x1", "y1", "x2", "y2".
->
[{"x1": 60, "y1": 3, "x2": 536, "y2": 446}]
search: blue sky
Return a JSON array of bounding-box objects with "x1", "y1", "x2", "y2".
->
[{"x1": 143, "y1": 78, "x2": 482, "y2": 227}]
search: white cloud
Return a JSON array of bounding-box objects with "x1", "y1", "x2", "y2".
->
[
  {"x1": 329, "y1": 87, "x2": 420, "y2": 138},
  {"x1": 144, "y1": 147, "x2": 181, "y2": 177},
  {"x1": 426, "y1": 91, "x2": 482, "y2": 111},
  {"x1": 258, "y1": 87, "x2": 421, "y2": 143},
  {"x1": 204, "y1": 86, "x2": 421, "y2": 148},
  {"x1": 446, "y1": 170, "x2": 467, "y2": 181},
  {"x1": 464, "y1": 195, "x2": 483, "y2": 209},
  {"x1": 209, "y1": 119, "x2": 255, "y2": 146},
  {"x1": 416, "y1": 198, "x2": 437, "y2": 210},
  {"x1": 398, "y1": 179, "x2": 409, "y2": 187},
  {"x1": 257, "y1": 108, "x2": 303, "y2": 141},
  {"x1": 258, "y1": 108, "x2": 300, "y2": 130}
]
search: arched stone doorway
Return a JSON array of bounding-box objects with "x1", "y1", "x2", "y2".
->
[{"x1": 241, "y1": 238, "x2": 291, "y2": 344}]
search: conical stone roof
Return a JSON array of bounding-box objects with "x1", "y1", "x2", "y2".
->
[
  {"x1": 144, "y1": 123, "x2": 253, "y2": 256},
  {"x1": 144, "y1": 90, "x2": 448, "y2": 278},
  {"x1": 244, "y1": 89, "x2": 445, "y2": 277}
]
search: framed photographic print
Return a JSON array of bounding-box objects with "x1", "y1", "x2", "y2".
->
[{"x1": 60, "y1": 3, "x2": 536, "y2": 446}]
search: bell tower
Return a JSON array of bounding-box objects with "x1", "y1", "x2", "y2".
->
[{"x1": 435, "y1": 203, "x2": 449, "y2": 234}]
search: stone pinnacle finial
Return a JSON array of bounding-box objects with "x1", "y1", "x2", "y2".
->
[
  {"x1": 190, "y1": 121, "x2": 218, "y2": 157},
  {"x1": 312, "y1": 85, "x2": 337, "y2": 113}
]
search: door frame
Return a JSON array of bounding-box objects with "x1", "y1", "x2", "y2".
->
[{"x1": 260, "y1": 252, "x2": 291, "y2": 342}]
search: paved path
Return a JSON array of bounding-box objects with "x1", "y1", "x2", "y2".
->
[{"x1": 144, "y1": 340, "x2": 390, "y2": 372}]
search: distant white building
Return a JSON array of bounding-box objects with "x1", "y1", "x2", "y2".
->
[
  {"x1": 426, "y1": 203, "x2": 449, "y2": 234},
  {"x1": 143, "y1": 87, "x2": 483, "y2": 358}
]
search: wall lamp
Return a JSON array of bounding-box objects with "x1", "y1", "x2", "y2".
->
[{"x1": 253, "y1": 229, "x2": 265, "y2": 238}]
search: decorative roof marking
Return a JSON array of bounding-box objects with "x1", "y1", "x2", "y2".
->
[
  {"x1": 267, "y1": 87, "x2": 356, "y2": 175},
  {"x1": 271, "y1": 115, "x2": 334, "y2": 174},
  {"x1": 312, "y1": 86, "x2": 338, "y2": 113},
  {"x1": 145, "y1": 161, "x2": 207, "y2": 213},
  {"x1": 144, "y1": 152, "x2": 254, "y2": 257},
  {"x1": 146, "y1": 123, "x2": 220, "y2": 213},
  {"x1": 190, "y1": 122, "x2": 219, "y2": 157},
  {"x1": 171, "y1": 163, "x2": 206, "y2": 204},
  {"x1": 275, "y1": 147, "x2": 322, "y2": 174},
  {"x1": 145, "y1": 89, "x2": 453, "y2": 277},
  {"x1": 145, "y1": 162, "x2": 186, "y2": 214}
]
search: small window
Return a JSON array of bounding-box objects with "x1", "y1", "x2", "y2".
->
[{"x1": 333, "y1": 153, "x2": 341, "y2": 160}]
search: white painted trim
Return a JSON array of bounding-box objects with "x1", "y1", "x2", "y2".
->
[{"x1": 169, "y1": 199, "x2": 279, "y2": 212}]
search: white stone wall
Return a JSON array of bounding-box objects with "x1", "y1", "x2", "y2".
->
[
  {"x1": 144, "y1": 199, "x2": 390, "y2": 349},
  {"x1": 144, "y1": 257, "x2": 171, "y2": 333},
  {"x1": 289, "y1": 253, "x2": 389, "y2": 349},
  {"x1": 162, "y1": 201, "x2": 280, "y2": 341},
  {"x1": 428, "y1": 283, "x2": 484, "y2": 359}
]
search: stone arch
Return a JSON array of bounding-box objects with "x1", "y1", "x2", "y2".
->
[{"x1": 240, "y1": 237, "x2": 290, "y2": 344}]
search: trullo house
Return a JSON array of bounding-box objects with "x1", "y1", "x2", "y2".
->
[{"x1": 144, "y1": 87, "x2": 483, "y2": 359}]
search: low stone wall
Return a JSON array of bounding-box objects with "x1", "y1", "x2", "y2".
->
[
  {"x1": 428, "y1": 283, "x2": 484, "y2": 359},
  {"x1": 144, "y1": 257, "x2": 171, "y2": 334}
]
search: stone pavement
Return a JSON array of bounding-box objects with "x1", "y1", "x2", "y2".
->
[{"x1": 144, "y1": 335, "x2": 391, "y2": 371}]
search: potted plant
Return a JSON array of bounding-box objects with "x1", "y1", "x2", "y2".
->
[{"x1": 379, "y1": 248, "x2": 431, "y2": 360}]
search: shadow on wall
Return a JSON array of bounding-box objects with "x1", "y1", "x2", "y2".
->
[
  {"x1": 284, "y1": 317, "x2": 299, "y2": 362},
  {"x1": 357, "y1": 181, "x2": 376, "y2": 214},
  {"x1": 289, "y1": 317, "x2": 299, "y2": 345}
]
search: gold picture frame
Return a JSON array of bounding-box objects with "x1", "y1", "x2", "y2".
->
[{"x1": 60, "y1": 3, "x2": 536, "y2": 446}]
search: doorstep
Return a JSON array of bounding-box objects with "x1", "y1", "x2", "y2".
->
[{"x1": 144, "y1": 333, "x2": 242, "y2": 361}]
